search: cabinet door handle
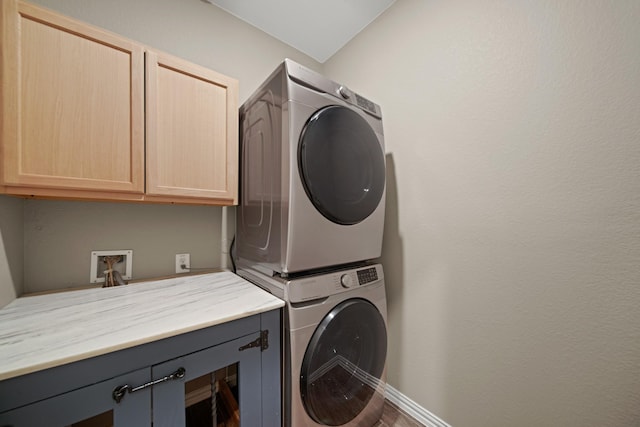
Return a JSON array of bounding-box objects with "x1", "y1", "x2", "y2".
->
[{"x1": 112, "y1": 367, "x2": 185, "y2": 403}]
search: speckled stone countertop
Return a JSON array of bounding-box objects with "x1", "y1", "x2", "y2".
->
[{"x1": 0, "y1": 272, "x2": 284, "y2": 381}]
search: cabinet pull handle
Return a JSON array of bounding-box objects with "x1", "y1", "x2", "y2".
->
[{"x1": 112, "y1": 367, "x2": 185, "y2": 403}]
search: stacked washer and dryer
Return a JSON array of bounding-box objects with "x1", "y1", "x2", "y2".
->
[{"x1": 235, "y1": 59, "x2": 388, "y2": 427}]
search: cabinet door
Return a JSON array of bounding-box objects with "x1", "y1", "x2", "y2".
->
[
  {"x1": 152, "y1": 333, "x2": 262, "y2": 427},
  {"x1": 145, "y1": 50, "x2": 238, "y2": 205},
  {"x1": 0, "y1": 1, "x2": 145, "y2": 195},
  {"x1": 0, "y1": 367, "x2": 150, "y2": 427}
]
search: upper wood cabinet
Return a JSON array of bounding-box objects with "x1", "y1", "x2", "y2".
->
[
  {"x1": 0, "y1": 1, "x2": 239, "y2": 205},
  {"x1": 0, "y1": 1, "x2": 145, "y2": 194},
  {"x1": 146, "y1": 51, "x2": 238, "y2": 204}
]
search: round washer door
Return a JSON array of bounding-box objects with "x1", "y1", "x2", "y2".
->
[
  {"x1": 298, "y1": 105, "x2": 385, "y2": 225},
  {"x1": 300, "y1": 298, "x2": 387, "y2": 426}
]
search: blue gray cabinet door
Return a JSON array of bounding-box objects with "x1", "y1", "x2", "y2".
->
[
  {"x1": 153, "y1": 332, "x2": 262, "y2": 427},
  {"x1": 0, "y1": 367, "x2": 151, "y2": 427}
]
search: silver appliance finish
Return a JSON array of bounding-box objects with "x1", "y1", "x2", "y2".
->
[
  {"x1": 237, "y1": 263, "x2": 388, "y2": 427},
  {"x1": 237, "y1": 59, "x2": 386, "y2": 277}
]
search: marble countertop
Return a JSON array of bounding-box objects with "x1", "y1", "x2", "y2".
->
[{"x1": 0, "y1": 272, "x2": 284, "y2": 381}]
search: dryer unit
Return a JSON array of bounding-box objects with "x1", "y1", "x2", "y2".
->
[{"x1": 237, "y1": 59, "x2": 386, "y2": 276}]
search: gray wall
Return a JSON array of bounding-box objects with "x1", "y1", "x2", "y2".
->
[
  {"x1": 325, "y1": 0, "x2": 640, "y2": 426},
  {"x1": 0, "y1": 197, "x2": 23, "y2": 307},
  {"x1": 23, "y1": 200, "x2": 221, "y2": 292},
  {"x1": 4, "y1": 0, "x2": 322, "y2": 294}
]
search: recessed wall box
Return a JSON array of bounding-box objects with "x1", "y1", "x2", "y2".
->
[{"x1": 90, "y1": 250, "x2": 133, "y2": 284}]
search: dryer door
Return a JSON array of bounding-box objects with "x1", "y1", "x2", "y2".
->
[
  {"x1": 300, "y1": 298, "x2": 387, "y2": 426},
  {"x1": 298, "y1": 106, "x2": 385, "y2": 225}
]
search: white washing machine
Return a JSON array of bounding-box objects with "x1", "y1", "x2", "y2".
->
[
  {"x1": 238, "y1": 263, "x2": 388, "y2": 427},
  {"x1": 236, "y1": 59, "x2": 386, "y2": 276}
]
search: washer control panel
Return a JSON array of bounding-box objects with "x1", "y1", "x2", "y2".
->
[{"x1": 286, "y1": 264, "x2": 384, "y2": 303}]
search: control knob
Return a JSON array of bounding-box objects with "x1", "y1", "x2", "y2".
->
[
  {"x1": 340, "y1": 274, "x2": 355, "y2": 288},
  {"x1": 338, "y1": 86, "x2": 351, "y2": 99}
]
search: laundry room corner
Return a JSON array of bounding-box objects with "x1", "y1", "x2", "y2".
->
[
  {"x1": 0, "y1": 196, "x2": 24, "y2": 308},
  {"x1": 378, "y1": 153, "x2": 404, "y2": 386}
]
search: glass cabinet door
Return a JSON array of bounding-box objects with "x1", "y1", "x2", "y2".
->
[
  {"x1": 152, "y1": 332, "x2": 262, "y2": 427},
  {"x1": 0, "y1": 367, "x2": 151, "y2": 427}
]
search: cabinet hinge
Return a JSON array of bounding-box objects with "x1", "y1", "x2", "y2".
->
[{"x1": 239, "y1": 330, "x2": 269, "y2": 352}]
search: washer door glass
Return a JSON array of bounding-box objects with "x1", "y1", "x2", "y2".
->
[
  {"x1": 298, "y1": 106, "x2": 385, "y2": 225},
  {"x1": 300, "y1": 298, "x2": 387, "y2": 426}
]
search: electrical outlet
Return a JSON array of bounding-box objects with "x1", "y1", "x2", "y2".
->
[
  {"x1": 176, "y1": 253, "x2": 190, "y2": 274},
  {"x1": 90, "y1": 250, "x2": 133, "y2": 284}
]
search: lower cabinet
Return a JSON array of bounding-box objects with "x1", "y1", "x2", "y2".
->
[{"x1": 0, "y1": 310, "x2": 280, "y2": 427}]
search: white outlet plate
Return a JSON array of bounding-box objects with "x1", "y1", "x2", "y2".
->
[
  {"x1": 90, "y1": 250, "x2": 133, "y2": 284},
  {"x1": 176, "y1": 253, "x2": 190, "y2": 273}
]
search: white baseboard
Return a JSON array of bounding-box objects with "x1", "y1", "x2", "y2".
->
[{"x1": 385, "y1": 384, "x2": 451, "y2": 427}]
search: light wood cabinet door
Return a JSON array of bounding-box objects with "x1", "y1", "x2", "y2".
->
[
  {"x1": 146, "y1": 50, "x2": 239, "y2": 205},
  {"x1": 0, "y1": 1, "x2": 145, "y2": 195}
]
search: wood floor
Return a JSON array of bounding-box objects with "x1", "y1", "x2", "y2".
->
[{"x1": 376, "y1": 400, "x2": 425, "y2": 427}]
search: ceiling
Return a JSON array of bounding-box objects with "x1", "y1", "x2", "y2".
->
[{"x1": 203, "y1": 0, "x2": 396, "y2": 63}]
